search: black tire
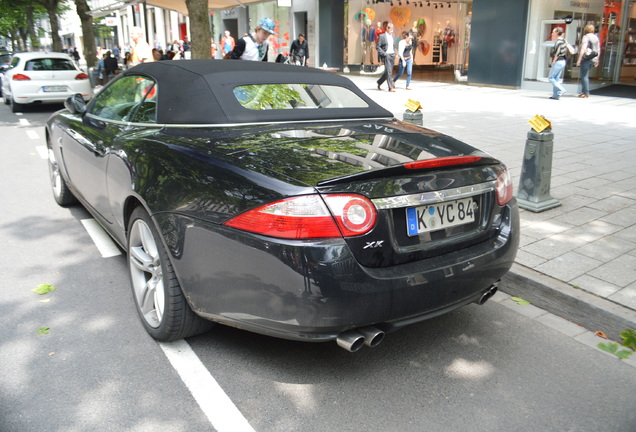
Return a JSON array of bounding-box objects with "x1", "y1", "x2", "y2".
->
[
  {"x1": 47, "y1": 143, "x2": 77, "y2": 206},
  {"x1": 127, "y1": 206, "x2": 213, "y2": 341},
  {"x1": 4, "y1": 91, "x2": 11, "y2": 105},
  {"x1": 11, "y1": 97, "x2": 22, "y2": 113}
]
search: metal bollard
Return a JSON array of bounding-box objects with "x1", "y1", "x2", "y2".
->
[
  {"x1": 402, "y1": 110, "x2": 423, "y2": 126},
  {"x1": 515, "y1": 128, "x2": 561, "y2": 212}
]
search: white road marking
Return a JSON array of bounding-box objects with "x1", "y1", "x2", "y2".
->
[
  {"x1": 160, "y1": 340, "x2": 255, "y2": 432},
  {"x1": 35, "y1": 146, "x2": 48, "y2": 159},
  {"x1": 19, "y1": 118, "x2": 29, "y2": 126},
  {"x1": 26, "y1": 129, "x2": 40, "y2": 140},
  {"x1": 80, "y1": 219, "x2": 122, "y2": 257}
]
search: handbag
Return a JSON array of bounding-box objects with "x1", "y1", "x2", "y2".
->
[{"x1": 582, "y1": 37, "x2": 598, "y2": 60}]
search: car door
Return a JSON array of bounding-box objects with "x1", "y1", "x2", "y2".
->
[{"x1": 61, "y1": 75, "x2": 157, "y2": 225}]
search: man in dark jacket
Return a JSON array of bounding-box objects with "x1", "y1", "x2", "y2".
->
[
  {"x1": 290, "y1": 34, "x2": 309, "y2": 66},
  {"x1": 376, "y1": 23, "x2": 396, "y2": 92},
  {"x1": 103, "y1": 51, "x2": 119, "y2": 83}
]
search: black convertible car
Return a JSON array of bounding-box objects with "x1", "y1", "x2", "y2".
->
[{"x1": 46, "y1": 60, "x2": 518, "y2": 352}]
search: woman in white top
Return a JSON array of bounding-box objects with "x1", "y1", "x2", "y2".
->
[
  {"x1": 393, "y1": 32, "x2": 414, "y2": 89},
  {"x1": 576, "y1": 24, "x2": 600, "y2": 98}
]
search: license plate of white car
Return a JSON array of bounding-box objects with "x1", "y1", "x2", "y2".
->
[
  {"x1": 43, "y1": 86, "x2": 67, "y2": 92},
  {"x1": 406, "y1": 197, "x2": 476, "y2": 236}
]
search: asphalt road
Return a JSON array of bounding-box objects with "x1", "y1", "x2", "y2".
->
[{"x1": 1, "y1": 102, "x2": 635, "y2": 432}]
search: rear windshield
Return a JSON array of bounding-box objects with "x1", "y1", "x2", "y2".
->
[
  {"x1": 233, "y1": 84, "x2": 369, "y2": 110},
  {"x1": 25, "y1": 58, "x2": 76, "y2": 71}
]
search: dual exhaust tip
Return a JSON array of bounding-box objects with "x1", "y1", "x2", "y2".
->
[
  {"x1": 337, "y1": 284, "x2": 499, "y2": 352},
  {"x1": 336, "y1": 326, "x2": 385, "y2": 352}
]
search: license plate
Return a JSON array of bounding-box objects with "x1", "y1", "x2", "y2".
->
[
  {"x1": 406, "y1": 197, "x2": 476, "y2": 236},
  {"x1": 43, "y1": 86, "x2": 67, "y2": 92}
]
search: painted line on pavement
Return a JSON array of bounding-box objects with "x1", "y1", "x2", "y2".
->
[
  {"x1": 80, "y1": 218, "x2": 122, "y2": 257},
  {"x1": 160, "y1": 340, "x2": 255, "y2": 432},
  {"x1": 26, "y1": 129, "x2": 40, "y2": 140},
  {"x1": 80, "y1": 219, "x2": 254, "y2": 430},
  {"x1": 35, "y1": 146, "x2": 47, "y2": 159},
  {"x1": 19, "y1": 118, "x2": 29, "y2": 126}
]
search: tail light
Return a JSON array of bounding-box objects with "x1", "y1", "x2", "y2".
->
[
  {"x1": 75, "y1": 73, "x2": 89, "y2": 80},
  {"x1": 13, "y1": 74, "x2": 31, "y2": 81},
  {"x1": 224, "y1": 194, "x2": 377, "y2": 239},
  {"x1": 496, "y1": 169, "x2": 513, "y2": 206}
]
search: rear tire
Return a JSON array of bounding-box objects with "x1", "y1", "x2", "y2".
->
[
  {"x1": 47, "y1": 144, "x2": 77, "y2": 206},
  {"x1": 127, "y1": 206, "x2": 213, "y2": 341},
  {"x1": 11, "y1": 97, "x2": 22, "y2": 113}
]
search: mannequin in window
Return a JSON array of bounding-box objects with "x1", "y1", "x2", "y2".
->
[
  {"x1": 442, "y1": 20, "x2": 455, "y2": 64},
  {"x1": 362, "y1": 19, "x2": 376, "y2": 65}
]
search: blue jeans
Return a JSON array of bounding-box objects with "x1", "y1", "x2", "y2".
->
[
  {"x1": 549, "y1": 59, "x2": 567, "y2": 98},
  {"x1": 580, "y1": 59, "x2": 593, "y2": 95},
  {"x1": 393, "y1": 58, "x2": 413, "y2": 88}
]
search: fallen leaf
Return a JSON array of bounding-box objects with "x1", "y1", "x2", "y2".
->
[
  {"x1": 594, "y1": 331, "x2": 608, "y2": 339},
  {"x1": 36, "y1": 326, "x2": 50, "y2": 335},
  {"x1": 33, "y1": 283, "x2": 55, "y2": 295},
  {"x1": 510, "y1": 296, "x2": 530, "y2": 306},
  {"x1": 39, "y1": 299, "x2": 51, "y2": 303}
]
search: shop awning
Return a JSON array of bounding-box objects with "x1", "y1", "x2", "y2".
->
[{"x1": 128, "y1": 0, "x2": 264, "y2": 16}]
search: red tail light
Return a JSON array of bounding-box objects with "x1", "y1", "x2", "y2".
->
[
  {"x1": 13, "y1": 73, "x2": 31, "y2": 81},
  {"x1": 224, "y1": 194, "x2": 377, "y2": 239},
  {"x1": 404, "y1": 156, "x2": 482, "y2": 170},
  {"x1": 75, "y1": 73, "x2": 89, "y2": 80},
  {"x1": 496, "y1": 169, "x2": 513, "y2": 206}
]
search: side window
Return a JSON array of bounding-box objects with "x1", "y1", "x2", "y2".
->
[{"x1": 89, "y1": 76, "x2": 156, "y2": 122}]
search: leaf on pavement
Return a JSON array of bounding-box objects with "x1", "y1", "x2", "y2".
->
[
  {"x1": 510, "y1": 296, "x2": 530, "y2": 306},
  {"x1": 33, "y1": 283, "x2": 56, "y2": 295},
  {"x1": 36, "y1": 327, "x2": 50, "y2": 335},
  {"x1": 594, "y1": 331, "x2": 608, "y2": 339}
]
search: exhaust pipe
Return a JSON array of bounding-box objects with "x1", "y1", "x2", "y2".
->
[
  {"x1": 475, "y1": 284, "x2": 498, "y2": 305},
  {"x1": 336, "y1": 330, "x2": 365, "y2": 352},
  {"x1": 356, "y1": 326, "x2": 385, "y2": 348}
]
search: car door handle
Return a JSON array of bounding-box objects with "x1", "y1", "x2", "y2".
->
[{"x1": 67, "y1": 130, "x2": 106, "y2": 156}]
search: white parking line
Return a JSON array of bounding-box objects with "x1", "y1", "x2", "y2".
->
[
  {"x1": 35, "y1": 146, "x2": 48, "y2": 159},
  {"x1": 80, "y1": 219, "x2": 122, "y2": 257},
  {"x1": 19, "y1": 118, "x2": 29, "y2": 126},
  {"x1": 160, "y1": 340, "x2": 255, "y2": 432},
  {"x1": 26, "y1": 129, "x2": 40, "y2": 140}
]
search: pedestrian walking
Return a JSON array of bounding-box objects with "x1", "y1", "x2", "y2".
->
[
  {"x1": 576, "y1": 24, "x2": 600, "y2": 98},
  {"x1": 290, "y1": 34, "x2": 309, "y2": 66},
  {"x1": 393, "y1": 32, "x2": 413, "y2": 89},
  {"x1": 548, "y1": 26, "x2": 567, "y2": 100},
  {"x1": 221, "y1": 31, "x2": 235, "y2": 57},
  {"x1": 376, "y1": 22, "x2": 396, "y2": 92},
  {"x1": 229, "y1": 18, "x2": 276, "y2": 61},
  {"x1": 130, "y1": 26, "x2": 154, "y2": 66}
]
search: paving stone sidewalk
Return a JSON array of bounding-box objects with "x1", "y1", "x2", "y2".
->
[{"x1": 346, "y1": 73, "x2": 636, "y2": 315}]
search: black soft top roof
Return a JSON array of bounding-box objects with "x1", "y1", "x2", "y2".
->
[{"x1": 124, "y1": 60, "x2": 393, "y2": 125}]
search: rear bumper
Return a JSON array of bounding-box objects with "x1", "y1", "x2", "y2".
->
[{"x1": 158, "y1": 200, "x2": 519, "y2": 342}]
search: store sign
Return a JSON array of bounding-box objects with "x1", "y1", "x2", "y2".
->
[{"x1": 104, "y1": 17, "x2": 118, "y2": 27}]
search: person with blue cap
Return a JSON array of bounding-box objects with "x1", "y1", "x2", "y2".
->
[{"x1": 229, "y1": 18, "x2": 276, "y2": 61}]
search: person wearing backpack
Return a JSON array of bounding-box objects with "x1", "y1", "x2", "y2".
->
[
  {"x1": 548, "y1": 26, "x2": 568, "y2": 100},
  {"x1": 576, "y1": 24, "x2": 600, "y2": 98}
]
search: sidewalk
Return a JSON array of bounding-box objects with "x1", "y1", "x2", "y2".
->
[{"x1": 345, "y1": 73, "x2": 636, "y2": 339}]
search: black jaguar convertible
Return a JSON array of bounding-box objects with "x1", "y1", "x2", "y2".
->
[{"x1": 46, "y1": 60, "x2": 519, "y2": 352}]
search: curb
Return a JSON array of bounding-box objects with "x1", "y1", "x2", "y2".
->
[{"x1": 501, "y1": 263, "x2": 636, "y2": 342}]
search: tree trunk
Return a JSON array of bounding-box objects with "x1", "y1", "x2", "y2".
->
[
  {"x1": 185, "y1": 0, "x2": 211, "y2": 59},
  {"x1": 74, "y1": 0, "x2": 97, "y2": 68},
  {"x1": 26, "y1": 6, "x2": 41, "y2": 50},
  {"x1": 43, "y1": 0, "x2": 62, "y2": 52}
]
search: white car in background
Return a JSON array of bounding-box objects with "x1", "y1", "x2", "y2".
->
[{"x1": 2, "y1": 52, "x2": 92, "y2": 112}]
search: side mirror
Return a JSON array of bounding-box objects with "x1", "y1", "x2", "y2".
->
[{"x1": 64, "y1": 93, "x2": 87, "y2": 115}]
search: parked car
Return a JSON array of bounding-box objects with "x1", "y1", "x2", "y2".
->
[
  {"x1": 3, "y1": 51, "x2": 91, "y2": 112},
  {"x1": 45, "y1": 60, "x2": 519, "y2": 351},
  {"x1": 0, "y1": 50, "x2": 12, "y2": 97}
]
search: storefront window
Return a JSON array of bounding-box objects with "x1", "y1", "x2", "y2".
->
[
  {"x1": 346, "y1": 0, "x2": 472, "y2": 74},
  {"x1": 523, "y1": 0, "x2": 634, "y2": 87}
]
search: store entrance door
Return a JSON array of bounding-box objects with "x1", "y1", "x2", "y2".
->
[{"x1": 619, "y1": 1, "x2": 636, "y2": 84}]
